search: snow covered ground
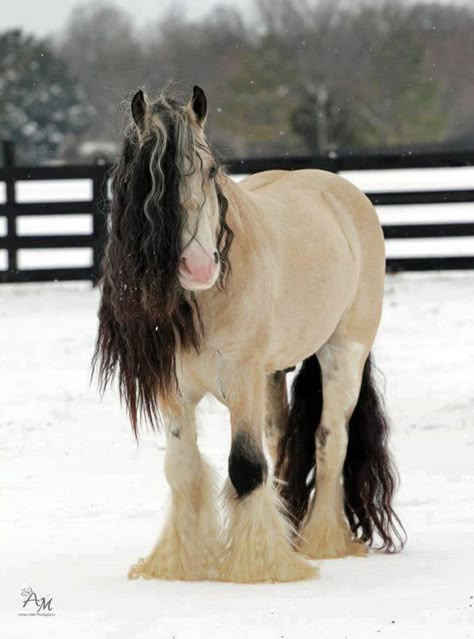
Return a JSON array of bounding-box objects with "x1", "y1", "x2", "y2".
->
[{"x1": 1, "y1": 271, "x2": 473, "y2": 639}]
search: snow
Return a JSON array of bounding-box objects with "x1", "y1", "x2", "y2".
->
[{"x1": 1, "y1": 271, "x2": 473, "y2": 639}]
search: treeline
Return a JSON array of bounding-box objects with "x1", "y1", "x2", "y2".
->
[{"x1": 1, "y1": 0, "x2": 474, "y2": 164}]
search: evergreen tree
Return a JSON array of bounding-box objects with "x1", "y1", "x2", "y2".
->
[{"x1": 0, "y1": 29, "x2": 92, "y2": 163}]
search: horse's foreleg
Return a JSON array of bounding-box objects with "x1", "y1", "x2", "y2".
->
[
  {"x1": 222, "y1": 370, "x2": 316, "y2": 583},
  {"x1": 129, "y1": 396, "x2": 221, "y2": 581},
  {"x1": 299, "y1": 341, "x2": 368, "y2": 559}
]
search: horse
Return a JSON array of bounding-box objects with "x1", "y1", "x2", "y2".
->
[{"x1": 93, "y1": 86, "x2": 406, "y2": 583}]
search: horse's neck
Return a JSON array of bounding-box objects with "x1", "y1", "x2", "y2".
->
[
  {"x1": 198, "y1": 174, "x2": 261, "y2": 326},
  {"x1": 221, "y1": 175, "x2": 259, "y2": 243},
  {"x1": 217, "y1": 174, "x2": 268, "y2": 295}
]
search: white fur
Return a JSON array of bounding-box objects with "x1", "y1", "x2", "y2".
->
[
  {"x1": 129, "y1": 419, "x2": 222, "y2": 580},
  {"x1": 221, "y1": 479, "x2": 317, "y2": 583}
]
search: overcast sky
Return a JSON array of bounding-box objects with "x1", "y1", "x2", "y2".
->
[
  {"x1": 1, "y1": 0, "x2": 469, "y2": 37},
  {"x1": 1, "y1": 0, "x2": 256, "y2": 37}
]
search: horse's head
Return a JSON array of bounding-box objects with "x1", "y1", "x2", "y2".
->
[
  {"x1": 134, "y1": 86, "x2": 226, "y2": 292},
  {"x1": 108, "y1": 86, "x2": 231, "y2": 319}
]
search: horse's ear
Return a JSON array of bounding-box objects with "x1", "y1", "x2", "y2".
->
[
  {"x1": 189, "y1": 85, "x2": 207, "y2": 127},
  {"x1": 131, "y1": 89, "x2": 148, "y2": 131}
]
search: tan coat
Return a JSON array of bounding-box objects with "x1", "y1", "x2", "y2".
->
[{"x1": 182, "y1": 168, "x2": 385, "y2": 401}]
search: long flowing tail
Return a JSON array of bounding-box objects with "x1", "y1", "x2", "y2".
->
[{"x1": 275, "y1": 353, "x2": 406, "y2": 552}]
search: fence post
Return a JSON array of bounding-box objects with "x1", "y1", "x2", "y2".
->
[
  {"x1": 328, "y1": 151, "x2": 341, "y2": 174},
  {"x1": 4, "y1": 141, "x2": 17, "y2": 280},
  {"x1": 91, "y1": 163, "x2": 108, "y2": 286}
]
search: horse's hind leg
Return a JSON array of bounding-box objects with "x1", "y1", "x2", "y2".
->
[
  {"x1": 129, "y1": 394, "x2": 221, "y2": 581},
  {"x1": 299, "y1": 339, "x2": 368, "y2": 559},
  {"x1": 222, "y1": 368, "x2": 316, "y2": 583},
  {"x1": 264, "y1": 371, "x2": 289, "y2": 465}
]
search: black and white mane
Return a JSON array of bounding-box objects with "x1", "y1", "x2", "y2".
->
[{"x1": 93, "y1": 93, "x2": 232, "y2": 432}]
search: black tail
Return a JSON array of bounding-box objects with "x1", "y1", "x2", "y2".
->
[{"x1": 275, "y1": 353, "x2": 406, "y2": 552}]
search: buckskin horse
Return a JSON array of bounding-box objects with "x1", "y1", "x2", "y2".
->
[{"x1": 94, "y1": 86, "x2": 405, "y2": 583}]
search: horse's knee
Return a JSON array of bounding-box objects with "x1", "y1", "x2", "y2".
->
[
  {"x1": 164, "y1": 432, "x2": 202, "y2": 491},
  {"x1": 228, "y1": 431, "x2": 268, "y2": 497}
]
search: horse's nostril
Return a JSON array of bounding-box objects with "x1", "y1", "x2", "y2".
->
[
  {"x1": 180, "y1": 256, "x2": 192, "y2": 275},
  {"x1": 213, "y1": 251, "x2": 219, "y2": 264}
]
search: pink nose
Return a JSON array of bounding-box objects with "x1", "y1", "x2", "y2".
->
[{"x1": 179, "y1": 247, "x2": 218, "y2": 284}]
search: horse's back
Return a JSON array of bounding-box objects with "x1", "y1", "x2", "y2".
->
[
  {"x1": 242, "y1": 169, "x2": 379, "y2": 230},
  {"x1": 240, "y1": 168, "x2": 384, "y2": 275},
  {"x1": 238, "y1": 170, "x2": 290, "y2": 192},
  {"x1": 239, "y1": 169, "x2": 362, "y2": 264}
]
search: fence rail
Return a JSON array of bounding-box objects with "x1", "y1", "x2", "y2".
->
[{"x1": 1, "y1": 142, "x2": 474, "y2": 283}]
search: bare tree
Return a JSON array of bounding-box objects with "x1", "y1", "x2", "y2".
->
[
  {"x1": 52, "y1": 0, "x2": 474, "y2": 159},
  {"x1": 59, "y1": 2, "x2": 143, "y2": 147}
]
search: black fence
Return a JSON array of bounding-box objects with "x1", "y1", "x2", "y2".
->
[
  {"x1": 0, "y1": 142, "x2": 108, "y2": 283},
  {"x1": 1, "y1": 141, "x2": 474, "y2": 284}
]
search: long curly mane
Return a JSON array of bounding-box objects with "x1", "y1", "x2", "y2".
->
[{"x1": 92, "y1": 92, "x2": 232, "y2": 434}]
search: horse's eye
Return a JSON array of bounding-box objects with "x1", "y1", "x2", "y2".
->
[{"x1": 209, "y1": 165, "x2": 218, "y2": 179}]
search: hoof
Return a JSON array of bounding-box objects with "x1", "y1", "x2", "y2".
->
[
  {"x1": 299, "y1": 519, "x2": 368, "y2": 560},
  {"x1": 128, "y1": 536, "x2": 222, "y2": 581},
  {"x1": 128, "y1": 558, "x2": 151, "y2": 580},
  {"x1": 221, "y1": 482, "x2": 318, "y2": 583},
  {"x1": 127, "y1": 551, "x2": 189, "y2": 581},
  {"x1": 220, "y1": 549, "x2": 317, "y2": 583}
]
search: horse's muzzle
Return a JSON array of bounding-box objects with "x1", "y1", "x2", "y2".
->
[{"x1": 179, "y1": 246, "x2": 220, "y2": 291}]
